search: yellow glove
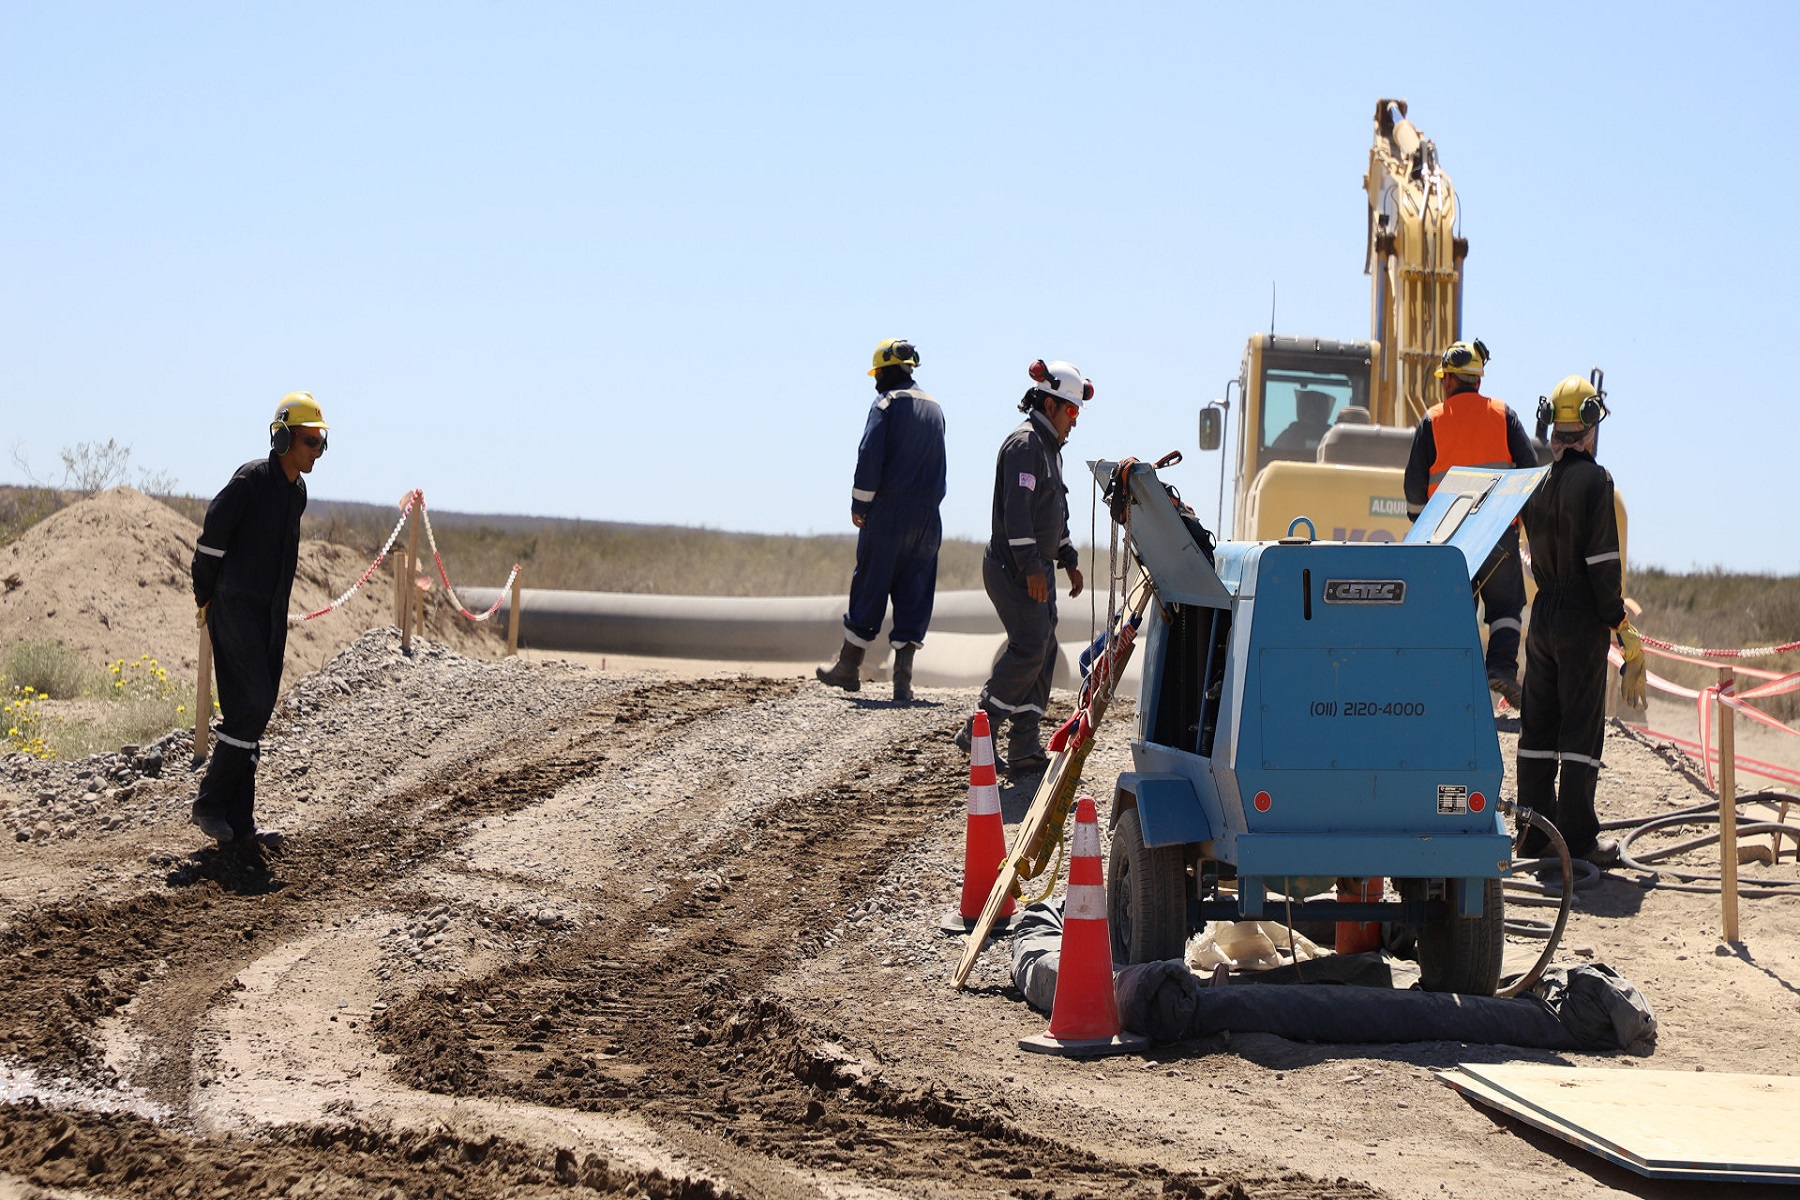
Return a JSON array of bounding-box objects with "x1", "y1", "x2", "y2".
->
[
  {"x1": 1615, "y1": 619, "x2": 1647, "y2": 710},
  {"x1": 195, "y1": 602, "x2": 210, "y2": 630}
]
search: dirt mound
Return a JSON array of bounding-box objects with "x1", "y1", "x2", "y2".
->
[{"x1": 0, "y1": 486, "x2": 502, "y2": 682}]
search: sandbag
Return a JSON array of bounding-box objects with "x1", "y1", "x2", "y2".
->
[
  {"x1": 1009, "y1": 899, "x2": 1655, "y2": 1054},
  {"x1": 1115, "y1": 965, "x2": 1584, "y2": 1048},
  {"x1": 1008, "y1": 901, "x2": 1064, "y2": 1013},
  {"x1": 1530, "y1": 964, "x2": 1657, "y2": 1056}
]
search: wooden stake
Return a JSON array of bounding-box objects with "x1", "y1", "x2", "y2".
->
[
  {"x1": 401, "y1": 503, "x2": 421, "y2": 655},
  {"x1": 392, "y1": 546, "x2": 403, "y2": 629},
  {"x1": 1718, "y1": 666, "x2": 1739, "y2": 943},
  {"x1": 506, "y1": 570, "x2": 522, "y2": 657},
  {"x1": 414, "y1": 557, "x2": 426, "y2": 641},
  {"x1": 194, "y1": 618, "x2": 213, "y2": 761}
]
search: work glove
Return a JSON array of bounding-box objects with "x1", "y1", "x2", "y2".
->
[
  {"x1": 1615, "y1": 619, "x2": 1647, "y2": 710},
  {"x1": 195, "y1": 601, "x2": 211, "y2": 630}
]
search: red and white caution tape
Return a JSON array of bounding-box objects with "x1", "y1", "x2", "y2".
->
[
  {"x1": 290, "y1": 492, "x2": 418, "y2": 624},
  {"x1": 289, "y1": 488, "x2": 520, "y2": 625},
  {"x1": 416, "y1": 495, "x2": 520, "y2": 623},
  {"x1": 1641, "y1": 633, "x2": 1800, "y2": 660},
  {"x1": 1610, "y1": 641, "x2": 1800, "y2": 792}
]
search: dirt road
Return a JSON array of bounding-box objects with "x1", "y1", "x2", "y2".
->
[{"x1": 3, "y1": 632, "x2": 1799, "y2": 1198}]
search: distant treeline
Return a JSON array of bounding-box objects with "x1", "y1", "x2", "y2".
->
[{"x1": 1627, "y1": 567, "x2": 1800, "y2": 723}]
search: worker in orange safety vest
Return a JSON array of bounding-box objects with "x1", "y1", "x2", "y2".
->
[{"x1": 1402, "y1": 338, "x2": 1539, "y2": 708}]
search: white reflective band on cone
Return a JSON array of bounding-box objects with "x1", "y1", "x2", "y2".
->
[
  {"x1": 1070, "y1": 816, "x2": 1102, "y2": 859},
  {"x1": 967, "y1": 782, "x2": 1001, "y2": 817},
  {"x1": 1065, "y1": 882, "x2": 1107, "y2": 921}
]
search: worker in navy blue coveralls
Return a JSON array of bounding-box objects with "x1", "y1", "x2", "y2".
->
[
  {"x1": 816, "y1": 339, "x2": 946, "y2": 703},
  {"x1": 956, "y1": 359, "x2": 1089, "y2": 774},
  {"x1": 1515, "y1": 373, "x2": 1646, "y2": 869},
  {"x1": 188, "y1": 393, "x2": 328, "y2": 850}
]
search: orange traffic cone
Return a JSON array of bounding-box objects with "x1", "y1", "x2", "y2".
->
[
  {"x1": 940, "y1": 711, "x2": 1017, "y2": 936},
  {"x1": 1019, "y1": 796, "x2": 1147, "y2": 1057},
  {"x1": 1335, "y1": 876, "x2": 1384, "y2": 954}
]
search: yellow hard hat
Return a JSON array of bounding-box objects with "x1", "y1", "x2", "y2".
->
[
  {"x1": 273, "y1": 392, "x2": 329, "y2": 430},
  {"x1": 868, "y1": 338, "x2": 920, "y2": 376},
  {"x1": 1433, "y1": 338, "x2": 1489, "y2": 378},
  {"x1": 1539, "y1": 375, "x2": 1607, "y2": 427}
]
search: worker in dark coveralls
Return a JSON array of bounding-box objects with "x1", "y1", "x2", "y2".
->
[
  {"x1": 1403, "y1": 338, "x2": 1539, "y2": 709},
  {"x1": 817, "y1": 339, "x2": 947, "y2": 703},
  {"x1": 1515, "y1": 372, "x2": 1645, "y2": 869},
  {"x1": 956, "y1": 359, "x2": 1088, "y2": 774},
  {"x1": 188, "y1": 393, "x2": 328, "y2": 848}
]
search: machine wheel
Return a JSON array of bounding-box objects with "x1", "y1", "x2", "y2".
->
[
  {"x1": 1107, "y1": 807, "x2": 1188, "y2": 964},
  {"x1": 1416, "y1": 877, "x2": 1504, "y2": 996}
]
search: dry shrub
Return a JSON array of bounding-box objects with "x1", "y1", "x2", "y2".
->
[
  {"x1": 292, "y1": 500, "x2": 994, "y2": 597},
  {"x1": 3, "y1": 640, "x2": 99, "y2": 700},
  {"x1": 1629, "y1": 568, "x2": 1800, "y2": 723}
]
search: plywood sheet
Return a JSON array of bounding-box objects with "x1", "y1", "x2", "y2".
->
[{"x1": 1439, "y1": 1063, "x2": 1800, "y2": 1184}]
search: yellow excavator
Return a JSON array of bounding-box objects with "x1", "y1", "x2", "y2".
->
[
  {"x1": 1199, "y1": 96, "x2": 1628, "y2": 640},
  {"x1": 1201, "y1": 98, "x2": 1475, "y2": 543}
]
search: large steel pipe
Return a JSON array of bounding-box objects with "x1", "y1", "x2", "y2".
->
[
  {"x1": 457, "y1": 587, "x2": 1141, "y2": 694},
  {"x1": 458, "y1": 587, "x2": 1005, "y2": 660}
]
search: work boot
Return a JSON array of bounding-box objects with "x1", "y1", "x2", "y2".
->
[
  {"x1": 189, "y1": 803, "x2": 235, "y2": 846},
  {"x1": 891, "y1": 645, "x2": 916, "y2": 704},
  {"x1": 1580, "y1": 838, "x2": 1621, "y2": 870},
  {"x1": 815, "y1": 639, "x2": 865, "y2": 692},
  {"x1": 955, "y1": 702, "x2": 1005, "y2": 754},
  {"x1": 1488, "y1": 672, "x2": 1524, "y2": 710},
  {"x1": 1004, "y1": 724, "x2": 1049, "y2": 776}
]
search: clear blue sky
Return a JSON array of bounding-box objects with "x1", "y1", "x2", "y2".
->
[{"x1": 4, "y1": 3, "x2": 1794, "y2": 574}]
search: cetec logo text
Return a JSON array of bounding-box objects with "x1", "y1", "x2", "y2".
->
[{"x1": 1323, "y1": 579, "x2": 1407, "y2": 604}]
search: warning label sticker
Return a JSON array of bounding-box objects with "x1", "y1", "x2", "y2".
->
[{"x1": 1437, "y1": 784, "x2": 1469, "y2": 815}]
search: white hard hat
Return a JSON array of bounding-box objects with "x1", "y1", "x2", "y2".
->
[{"x1": 1028, "y1": 359, "x2": 1093, "y2": 407}]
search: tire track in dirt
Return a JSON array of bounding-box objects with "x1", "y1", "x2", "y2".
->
[
  {"x1": 373, "y1": 719, "x2": 1388, "y2": 1200},
  {"x1": 0, "y1": 675, "x2": 786, "y2": 1197},
  {"x1": 3, "y1": 659, "x2": 1386, "y2": 1199}
]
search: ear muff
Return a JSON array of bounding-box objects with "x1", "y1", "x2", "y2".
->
[
  {"x1": 878, "y1": 340, "x2": 918, "y2": 368},
  {"x1": 1082, "y1": 379, "x2": 1094, "y2": 403},
  {"x1": 271, "y1": 418, "x2": 328, "y2": 455},
  {"x1": 1537, "y1": 393, "x2": 1607, "y2": 428}
]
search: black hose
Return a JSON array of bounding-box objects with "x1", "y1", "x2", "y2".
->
[
  {"x1": 1496, "y1": 802, "x2": 1573, "y2": 998},
  {"x1": 1606, "y1": 790, "x2": 1800, "y2": 895}
]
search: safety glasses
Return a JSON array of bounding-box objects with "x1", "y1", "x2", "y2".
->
[{"x1": 299, "y1": 434, "x2": 325, "y2": 451}]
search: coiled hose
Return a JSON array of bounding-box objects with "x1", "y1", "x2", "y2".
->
[
  {"x1": 1612, "y1": 791, "x2": 1800, "y2": 896},
  {"x1": 1494, "y1": 791, "x2": 1798, "y2": 997}
]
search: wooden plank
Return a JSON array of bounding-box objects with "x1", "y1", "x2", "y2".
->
[
  {"x1": 951, "y1": 579, "x2": 1152, "y2": 989},
  {"x1": 1440, "y1": 1064, "x2": 1800, "y2": 1181}
]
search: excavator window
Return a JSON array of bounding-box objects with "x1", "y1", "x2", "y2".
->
[{"x1": 1261, "y1": 368, "x2": 1366, "y2": 463}]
